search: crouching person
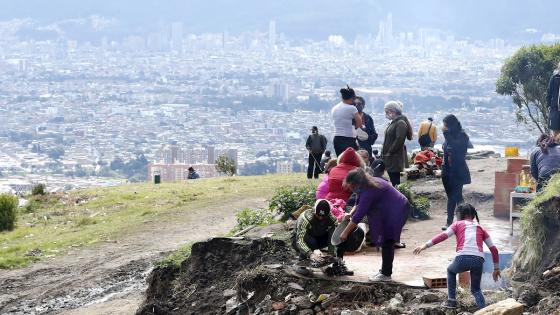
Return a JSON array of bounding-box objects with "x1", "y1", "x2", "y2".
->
[
  {"x1": 413, "y1": 204, "x2": 501, "y2": 310},
  {"x1": 292, "y1": 199, "x2": 354, "y2": 275}
]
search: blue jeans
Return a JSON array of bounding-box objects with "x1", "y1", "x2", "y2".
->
[{"x1": 447, "y1": 255, "x2": 485, "y2": 309}]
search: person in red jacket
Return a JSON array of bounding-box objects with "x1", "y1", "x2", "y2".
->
[{"x1": 326, "y1": 147, "x2": 364, "y2": 202}]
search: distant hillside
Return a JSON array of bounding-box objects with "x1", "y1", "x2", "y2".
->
[{"x1": 3, "y1": 0, "x2": 559, "y2": 41}]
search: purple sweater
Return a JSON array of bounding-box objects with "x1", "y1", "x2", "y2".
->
[{"x1": 351, "y1": 178, "x2": 410, "y2": 246}]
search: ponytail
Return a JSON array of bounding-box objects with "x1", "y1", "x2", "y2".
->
[{"x1": 456, "y1": 203, "x2": 479, "y2": 223}]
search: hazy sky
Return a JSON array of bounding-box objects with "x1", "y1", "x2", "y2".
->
[{"x1": 3, "y1": 0, "x2": 560, "y2": 40}]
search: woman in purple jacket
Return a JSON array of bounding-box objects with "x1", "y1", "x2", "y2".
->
[{"x1": 339, "y1": 168, "x2": 410, "y2": 281}]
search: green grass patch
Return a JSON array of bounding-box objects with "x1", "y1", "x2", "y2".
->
[
  {"x1": 0, "y1": 173, "x2": 309, "y2": 269},
  {"x1": 156, "y1": 243, "x2": 192, "y2": 268},
  {"x1": 515, "y1": 174, "x2": 560, "y2": 273}
]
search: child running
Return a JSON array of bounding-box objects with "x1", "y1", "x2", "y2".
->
[{"x1": 413, "y1": 203, "x2": 501, "y2": 310}]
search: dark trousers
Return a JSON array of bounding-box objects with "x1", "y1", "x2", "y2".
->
[
  {"x1": 297, "y1": 231, "x2": 344, "y2": 258},
  {"x1": 307, "y1": 152, "x2": 323, "y2": 179},
  {"x1": 381, "y1": 239, "x2": 395, "y2": 276},
  {"x1": 443, "y1": 177, "x2": 464, "y2": 225},
  {"x1": 447, "y1": 255, "x2": 485, "y2": 309},
  {"x1": 333, "y1": 136, "x2": 357, "y2": 157},
  {"x1": 388, "y1": 172, "x2": 401, "y2": 187}
]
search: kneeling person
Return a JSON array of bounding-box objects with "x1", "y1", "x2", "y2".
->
[{"x1": 293, "y1": 199, "x2": 355, "y2": 275}]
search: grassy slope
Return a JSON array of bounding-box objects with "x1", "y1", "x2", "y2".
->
[{"x1": 0, "y1": 174, "x2": 312, "y2": 269}]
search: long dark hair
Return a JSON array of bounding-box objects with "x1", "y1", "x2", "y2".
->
[
  {"x1": 456, "y1": 203, "x2": 479, "y2": 223},
  {"x1": 443, "y1": 114, "x2": 463, "y2": 136},
  {"x1": 344, "y1": 168, "x2": 380, "y2": 189}
]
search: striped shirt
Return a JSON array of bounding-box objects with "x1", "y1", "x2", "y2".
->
[{"x1": 426, "y1": 220, "x2": 499, "y2": 269}]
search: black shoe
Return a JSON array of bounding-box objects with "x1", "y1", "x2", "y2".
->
[
  {"x1": 394, "y1": 242, "x2": 406, "y2": 249},
  {"x1": 441, "y1": 224, "x2": 450, "y2": 231},
  {"x1": 442, "y1": 300, "x2": 457, "y2": 309}
]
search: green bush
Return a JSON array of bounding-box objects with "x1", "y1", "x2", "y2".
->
[
  {"x1": 31, "y1": 183, "x2": 46, "y2": 196},
  {"x1": 268, "y1": 185, "x2": 316, "y2": 221},
  {"x1": 0, "y1": 194, "x2": 18, "y2": 231},
  {"x1": 232, "y1": 208, "x2": 276, "y2": 233},
  {"x1": 396, "y1": 183, "x2": 430, "y2": 219}
]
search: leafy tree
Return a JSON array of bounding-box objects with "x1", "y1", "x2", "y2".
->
[
  {"x1": 215, "y1": 155, "x2": 237, "y2": 176},
  {"x1": 496, "y1": 43, "x2": 560, "y2": 133},
  {"x1": 47, "y1": 147, "x2": 65, "y2": 160},
  {"x1": 110, "y1": 157, "x2": 125, "y2": 170}
]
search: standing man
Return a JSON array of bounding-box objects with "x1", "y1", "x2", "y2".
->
[
  {"x1": 418, "y1": 117, "x2": 438, "y2": 150},
  {"x1": 547, "y1": 62, "x2": 560, "y2": 137},
  {"x1": 306, "y1": 126, "x2": 327, "y2": 179},
  {"x1": 355, "y1": 96, "x2": 378, "y2": 159},
  {"x1": 332, "y1": 85, "x2": 362, "y2": 156}
]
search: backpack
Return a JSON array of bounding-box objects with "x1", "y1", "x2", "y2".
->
[{"x1": 418, "y1": 123, "x2": 433, "y2": 147}]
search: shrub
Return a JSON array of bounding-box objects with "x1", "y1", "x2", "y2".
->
[
  {"x1": 396, "y1": 183, "x2": 430, "y2": 219},
  {"x1": 269, "y1": 185, "x2": 316, "y2": 221},
  {"x1": 215, "y1": 155, "x2": 237, "y2": 176},
  {"x1": 514, "y1": 174, "x2": 560, "y2": 274},
  {"x1": 0, "y1": 194, "x2": 18, "y2": 231},
  {"x1": 32, "y1": 183, "x2": 46, "y2": 196},
  {"x1": 232, "y1": 208, "x2": 276, "y2": 233}
]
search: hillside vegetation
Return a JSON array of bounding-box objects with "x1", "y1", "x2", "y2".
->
[{"x1": 0, "y1": 174, "x2": 311, "y2": 269}]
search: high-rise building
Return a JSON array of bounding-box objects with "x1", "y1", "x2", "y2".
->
[
  {"x1": 386, "y1": 13, "x2": 393, "y2": 43},
  {"x1": 171, "y1": 22, "x2": 183, "y2": 51},
  {"x1": 269, "y1": 20, "x2": 276, "y2": 49}
]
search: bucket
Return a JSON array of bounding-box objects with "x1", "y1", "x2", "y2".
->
[
  {"x1": 331, "y1": 218, "x2": 365, "y2": 251},
  {"x1": 505, "y1": 147, "x2": 519, "y2": 157}
]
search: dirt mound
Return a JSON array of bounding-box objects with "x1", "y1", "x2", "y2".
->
[
  {"x1": 512, "y1": 177, "x2": 560, "y2": 311},
  {"x1": 138, "y1": 236, "x2": 497, "y2": 314},
  {"x1": 136, "y1": 237, "x2": 293, "y2": 315}
]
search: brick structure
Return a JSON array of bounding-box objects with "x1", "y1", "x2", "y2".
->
[{"x1": 493, "y1": 158, "x2": 528, "y2": 217}]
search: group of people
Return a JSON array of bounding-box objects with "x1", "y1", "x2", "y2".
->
[{"x1": 296, "y1": 85, "x2": 506, "y2": 310}]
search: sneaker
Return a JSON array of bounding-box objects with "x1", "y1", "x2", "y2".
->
[
  {"x1": 368, "y1": 272, "x2": 392, "y2": 282},
  {"x1": 441, "y1": 224, "x2": 450, "y2": 231},
  {"x1": 442, "y1": 300, "x2": 457, "y2": 309}
]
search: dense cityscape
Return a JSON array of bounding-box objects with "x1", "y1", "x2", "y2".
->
[{"x1": 0, "y1": 13, "x2": 554, "y2": 192}]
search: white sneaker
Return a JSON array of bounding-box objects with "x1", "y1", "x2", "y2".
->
[{"x1": 368, "y1": 272, "x2": 392, "y2": 282}]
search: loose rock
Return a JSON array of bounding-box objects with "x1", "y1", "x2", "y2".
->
[{"x1": 473, "y1": 298, "x2": 523, "y2": 315}]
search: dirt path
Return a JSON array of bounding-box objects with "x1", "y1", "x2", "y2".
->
[{"x1": 0, "y1": 197, "x2": 267, "y2": 315}]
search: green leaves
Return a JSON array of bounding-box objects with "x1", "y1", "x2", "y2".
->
[
  {"x1": 268, "y1": 185, "x2": 316, "y2": 221},
  {"x1": 496, "y1": 43, "x2": 560, "y2": 133}
]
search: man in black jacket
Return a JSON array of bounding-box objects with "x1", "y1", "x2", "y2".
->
[
  {"x1": 547, "y1": 62, "x2": 560, "y2": 136},
  {"x1": 306, "y1": 126, "x2": 327, "y2": 179},
  {"x1": 354, "y1": 96, "x2": 378, "y2": 159}
]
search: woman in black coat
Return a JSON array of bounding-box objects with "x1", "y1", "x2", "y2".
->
[{"x1": 441, "y1": 114, "x2": 471, "y2": 230}]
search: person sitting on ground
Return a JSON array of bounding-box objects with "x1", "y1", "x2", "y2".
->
[
  {"x1": 325, "y1": 148, "x2": 364, "y2": 220},
  {"x1": 187, "y1": 167, "x2": 200, "y2": 179},
  {"x1": 316, "y1": 159, "x2": 338, "y2": 200},
  {"x1": 547, "y1": 62, "x2": 560, "y2": 137},
  {"x1": 292, "y1": 199, "x2": 353, "y2": 275},
  {"x1": 530, "y1": 133, "x2": 560, "y2": 191},
  {"x1": 320, "y1": 150, "x2": 332, "y2": 172},
  {"x1": 357, "y1": 149, "x2": 372, "y2": 168},
  {"x1": 418, "y1": 117, "x2": 438, "y2": 149},
  {"x1": 354, "y1": 96, "x2": 378, "y2": 158},
  {"x1": 368, "y1": 158, "x2": 386, "y2": 179},
  {"x1": 414, "y1": 204, "x2": 501, "y2": 310},
  {"x1": 332, "y1": 85, "x2": 362, "y2": 156},
  {"x1": 339, "y1": 168, "x2": 410, "y2": 282}
]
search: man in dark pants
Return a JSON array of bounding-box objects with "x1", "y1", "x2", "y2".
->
[
  {"x1": 306, "y1": 126, "x2": 327, "y2": 179},
  {"x1": 292, "y1": 199, "x2": 353, "y2": 275}
]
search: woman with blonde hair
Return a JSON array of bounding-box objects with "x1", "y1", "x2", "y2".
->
[{"x1": 339, "y1": 168, "x2": 410, "y2": 281}]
